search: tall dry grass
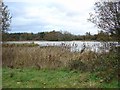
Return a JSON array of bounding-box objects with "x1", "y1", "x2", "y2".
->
[
  {"x1": 3, "y1": 43, "x2": 100, "y2": 69},
  {"x1": 2, "y1": 43, "x2": 119, "y2": 83},
  {"x1": 2, "y1": 46, "x2": 83, "y2": 69}
]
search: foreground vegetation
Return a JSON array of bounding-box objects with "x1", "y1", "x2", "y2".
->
[
  {"x1": 3, "y1": 67, "x2": 118, "y2": 88},
  {"x1": 2, "y1": 44, "x2": 119, "y2": 88}
]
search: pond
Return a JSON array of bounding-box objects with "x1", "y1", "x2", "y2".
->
[{"x1": 4, "y1": 41, "x2": 118, "y2": 53}]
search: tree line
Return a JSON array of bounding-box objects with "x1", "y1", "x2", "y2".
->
[{"x1": 2, "y1": 30, "x2": 116, "y2": 41}]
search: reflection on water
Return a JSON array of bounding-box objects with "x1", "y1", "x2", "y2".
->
[{"x1": 5, "y1": 41, "x2": 118, "y2": 53}]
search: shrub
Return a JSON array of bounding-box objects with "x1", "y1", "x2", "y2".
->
[
  {"x1": 91, "y1": 50, "x2": 119, "y2": 82},
  {"x1": 68, "y1": 60, "x2": 87, "y2": 72}
]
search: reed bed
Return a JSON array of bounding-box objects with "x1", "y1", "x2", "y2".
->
[
  {"x1": 3, "y1": 43, "x2": 101, "y2": 69},
  {"x1": 2, "y1": 46, "x2": 77, "y2": 69},
  {"x1": 2, "y1": 43, "x2": 119, "y2": 83}
]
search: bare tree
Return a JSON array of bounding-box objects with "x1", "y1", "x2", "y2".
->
[{"x1": 88, "y1": 0, "x2": 120, "y2": 42}]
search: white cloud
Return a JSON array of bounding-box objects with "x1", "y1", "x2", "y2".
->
[{"x1": 5, "y1": 0, "x2": 99, "y2": 35}]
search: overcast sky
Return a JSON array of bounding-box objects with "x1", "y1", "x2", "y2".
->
[{"x1": 4, "y1": 0, "x2": 100, "y2": 35}]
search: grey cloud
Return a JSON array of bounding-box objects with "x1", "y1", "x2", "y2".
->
[
  {"x1": 48, "y1": 2, "x2": 80, "y2": 17},
  {"x1": 65, "y1": 11, "x2": 80, "y2": 17},
  {"x1": 6, "y1": 0, "x2": 98, "y2": 35},
  {"x1": 11, "y1": 23, "x2": 48, "y2": 33},
  {"x1": 5, "y1": 2, "x2": 29, "y2": 19}
]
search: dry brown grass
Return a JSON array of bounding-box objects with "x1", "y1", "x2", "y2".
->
[
  {"x1": 2, "y1": 46, "x2": 83, "y2": 69},
  {"x1": 3, "y1": 44, "x2": 117, "y2": 73},
  {"x1": 2, "y1": 44, "x2": 104, "y2": 70}
]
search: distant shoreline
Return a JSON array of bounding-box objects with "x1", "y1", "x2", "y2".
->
[{"x1": 2, "y1": 40, "x2": 118, "y2": 42}]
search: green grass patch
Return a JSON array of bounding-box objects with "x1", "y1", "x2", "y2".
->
[{"x1": 2, "y1": 67, "x2": 119, "y2": 88}]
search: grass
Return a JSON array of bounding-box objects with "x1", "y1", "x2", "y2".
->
[
  {"x1": 2, "y1": 44, "x2": 119, "y2": 88},
  {"x1": 2, "y1": 45, "x2": 100, "y2": 69},
  {"x1": 2, "y1": 46, "x2": 80, "y2": 69},
  {"x1": 2, "y1": 67, "x2": 119, "y2": 88}
]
